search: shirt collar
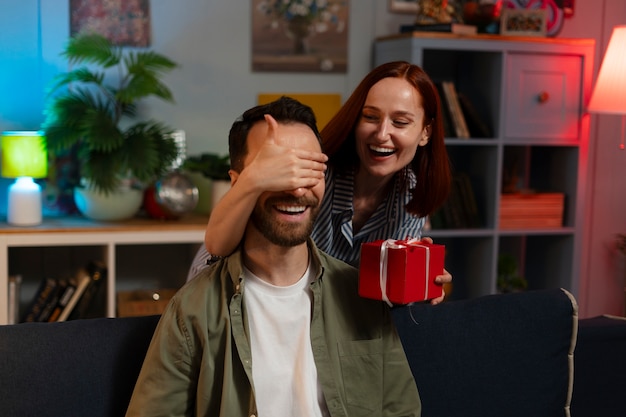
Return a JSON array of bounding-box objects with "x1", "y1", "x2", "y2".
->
[{"x1": 226, "y1": 239, "x2": 324, "y2": 288}]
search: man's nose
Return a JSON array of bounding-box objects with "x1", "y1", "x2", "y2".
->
[{"x1": 285, "y1": 188, "x2": 307, "y2": 198}]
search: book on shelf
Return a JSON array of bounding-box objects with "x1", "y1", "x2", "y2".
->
[
  {"x1": 400, "y1": 23, "x2": 478, "y2": 35},
  {"x1": 441, "y1": 81, "x2": 470, "y2": 139},
  {"x1": 441, "y1": 175, "x2": 465, "y2": 228},
  {"x1": 68, "y1": 260, "x2": 107, "y2": 320},
  {"x1": 455, "y1": 173, "x2": 481, "y2": 228},
  {"x1": 8, "y1": 275, "x2": 22, "y2": 325},
  {"x1": 435, "y1": 82, "x2": 455, "y2": 138},
  {"x1": 21, "y1": 277, "x2": 58, "y2": 323},
  {"x1": 457, "y1": 92, "x2": 492, "y2": 138},
  {"x1": 431, "y1": 172, "x2": 480, "y2": 229},
  {"x1": 47, "y1": 279, "x2": 77, "y2": 322},
  {"x1": 56, "y1": 273, "x2": 91, "y2": 322},
  {"x1": 37, "y1": 279, "x2": 69, "y2": 322},
  {"x1": 53, "y1": 260, "x2": 106, "y2": 322}
]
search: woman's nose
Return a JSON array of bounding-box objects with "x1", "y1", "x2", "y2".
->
[{"x1": 374, "y1": 119, "x2": 390, "y2": 141}]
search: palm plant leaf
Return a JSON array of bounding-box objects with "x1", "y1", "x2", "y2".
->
[
  {"x1": 63, "y1": 33, "x2": 120, "y2": 68},
  {"x1": 80, "y1": 107, "x2": 124, "y2": 152},
  {"x1": 44, "y1": 91, "x2": 93, "y2": 126},
  {"x1": 120, "y1": 102, "x2": 137, "y2": 118},
  {"x1": 79, "y1": 147, "x2": 126, "y2": 193},
  {"x1": 43, "y1": 124, "x2": 83, "y2": 155},
  {"x1": 42, "y1": 91, "x2": 95, "y2": 152},
  {"x1": 122, "y1": 122, "x2": 178, "y2": 181},
  {"x1": 125, "y1": 51, "x2": 177, "y2": 74},
  {"x1": 120, "y1": 52, "x2": 177, "y2": 103},
  {"x1": 46, "y1": 68, "x2": 105, "y2": 96},
  {"x1": 117, "y1": 71, "x2": 172, "y2": 104}
]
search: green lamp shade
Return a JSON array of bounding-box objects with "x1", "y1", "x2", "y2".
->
[{"x1": 1, "y1": 131, "x2": 48, "y2": 178}]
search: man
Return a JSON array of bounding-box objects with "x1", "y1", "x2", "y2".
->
[{"x1": 125, "y1": 97, "x2": 421, "y2": 416}]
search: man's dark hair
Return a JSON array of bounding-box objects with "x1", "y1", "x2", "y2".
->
[{"x1": 228, "y1": 96, "x2": 321, "y2": 172}]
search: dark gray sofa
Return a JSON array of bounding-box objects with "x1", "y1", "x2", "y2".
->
[{"x1": 1, "y1": 288, "x2": 618, "y2": 417}]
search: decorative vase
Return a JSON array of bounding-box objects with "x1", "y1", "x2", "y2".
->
[
  {"x1": 143, "y1": 171, "x2": 199, "y2": 220},
  {"x1": 74, "y1": 180, "x2": 143, "y2": 221},
  {"x1": 185, "y1": 171, "x2": 212, "y2": 215},
  {"x1": 210, "y1": 179, "x2": 231, "y2": 213},
  {"x1": 284, "y1": 16, "x2": 312, "y2": 55}
]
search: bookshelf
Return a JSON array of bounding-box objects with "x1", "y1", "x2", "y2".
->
[
  {"x1": 0, "y1": 214, "x2": 206, "y2": 324},
  {"x1": 375, "y1": 33, "x2": 594, "y2": 300}
]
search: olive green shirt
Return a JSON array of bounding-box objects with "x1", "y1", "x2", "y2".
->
[{"x1": 125, "y1": 240, "x2": 421, "y2": 416}]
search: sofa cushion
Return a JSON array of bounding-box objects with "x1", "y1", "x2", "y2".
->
[
  {"x1": 0, "y1": 315, "x2": 160, "y2": 417},
  {"x1": 571, "y1": 315, "x2": 626, "y2": 416},
  {"x1": 391, "y1": 288, "x2": 578, "y2": 417},
  {"x1": 0, "y1": 289, "x2": 579, "y2": 417}
]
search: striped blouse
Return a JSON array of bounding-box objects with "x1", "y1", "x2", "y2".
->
[
  {"x1": 188, "y1": 165, "x2": 425, "y2": 279},
  {"x1": 311, "y1": 165, "x2": 425, "y2": 268}
]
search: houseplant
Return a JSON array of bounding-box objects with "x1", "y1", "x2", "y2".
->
[
  {"x1": 497, "y1": 253, "x2": 528, "y2": 293},
  {"x1": 41, "y1": 33, "x2": 180, "y2": 219},
  {"x1": 181, "y1": 153, "x2": 230, "y2": 214},
  {"x1": 181, "y1": 153, "x2": 230, "y2": 181}
]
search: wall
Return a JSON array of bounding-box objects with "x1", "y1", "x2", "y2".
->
[
  {"x1": 0, "y1": 1, "x2": 417, "y2": 155},
  {"x1": 560, "y1": 0, "x2": 626, "y2": 318},
  {"x1": 0, "y1": 0, "x2": 624, "y2": 318}
]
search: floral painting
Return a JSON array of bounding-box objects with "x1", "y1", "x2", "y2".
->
[
  {"x1": 252, "y1": 0, "x2": 349, "y2": 73},
  {"x1": 70, "y1": 0, "x2": 151, "y2": 47}
]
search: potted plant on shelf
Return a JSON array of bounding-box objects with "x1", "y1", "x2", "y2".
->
[
  {"x1": 41, "y1": 33, "x2": 180, "y2": 221},
  {"x1": 497, "y1": 253, "x2": 528, "y2": 293},
  {"x1": 181, "y1": 153, "x2": 230, "y2": 214}
]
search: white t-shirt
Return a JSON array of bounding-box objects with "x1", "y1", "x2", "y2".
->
[{"x1": 243, "y1": 264, "x2": 329, "y2": 417}]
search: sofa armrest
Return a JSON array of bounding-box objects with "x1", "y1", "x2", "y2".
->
[
  {"x1": 392, "y1": 288, "x2": 578, "y2": 417},
  {"x1": 0, "y1": 315, "x2": 160, "y2": 417}
]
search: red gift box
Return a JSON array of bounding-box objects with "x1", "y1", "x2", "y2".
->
[{"x1": 359, "y1": 239, "x2": 445, "y2": 305}]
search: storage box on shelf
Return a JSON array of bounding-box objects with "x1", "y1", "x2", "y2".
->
[
  {"x1": 117, "y1": 288, "x2": 178, "y2": 318},
  {"x1": 499, "y1": 192, "x2": 565, "y2": 230},
  {"x1": 0, "y1": 214, "x2": 207, "y2": 325},
  {"x1": 375, "y1": 33, "x2": 594, "y2": 300}
]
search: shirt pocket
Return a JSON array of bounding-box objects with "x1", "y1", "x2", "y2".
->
[{"x1": 337, "y1": 338, "x2": 383, "y2": 414}]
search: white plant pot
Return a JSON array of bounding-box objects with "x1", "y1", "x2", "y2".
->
[
  {"x1": 74, "y1": 183, "x2": 143, "y2": 221},
  {"x1": 210, "y1": 180, "x2": 231, "y2": 213}
]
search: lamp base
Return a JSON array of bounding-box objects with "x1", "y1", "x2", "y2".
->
[{"x1": 7, "y1": 177, "x2": 43, "y2": 226}]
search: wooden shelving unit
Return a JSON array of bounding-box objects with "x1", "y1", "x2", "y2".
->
[
  {"x1": 0, "y1": 214, "x2": 207, "y2": 324},
  {"x1": 375, "y1": 33, "x2": 594, "y2": 300}
]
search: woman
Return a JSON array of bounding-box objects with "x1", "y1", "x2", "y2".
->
[{"x1": 190, "y1": 61, "x2": 452, "y2": 301}]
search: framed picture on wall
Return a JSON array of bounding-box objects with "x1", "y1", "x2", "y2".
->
[
  {"x1": 251, "y1": 0, "x2": 349, "y2": 73},
  {"x1": 70, "y1": 0, "x2": 151, "y2": 46},
  {"x1": 500, "y1": 8, "x2": 548, "y2": 37},
  {"x1": 389, "y1": 0, "x2": 418, "y2": 14}
]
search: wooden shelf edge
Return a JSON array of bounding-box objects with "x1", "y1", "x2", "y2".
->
[{"x1": 0, "y1": 213, "x2": 210, "y2": 235}]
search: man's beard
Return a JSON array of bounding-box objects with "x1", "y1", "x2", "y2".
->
[{"x1": 250, "y1": 195, "x2": 320, "y2": 247}]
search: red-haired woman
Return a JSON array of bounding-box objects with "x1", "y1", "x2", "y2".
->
[{"x1": 190, "y1": 61, "x2": 452, "y2": 303}]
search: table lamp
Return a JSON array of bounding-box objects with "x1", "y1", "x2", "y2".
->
[
  {"x1": 588, "y1": 25, "x2": 626, "y2": 150},
  {"x1": 1, "y1": 131, "x2": 48, "y2": 225}
]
